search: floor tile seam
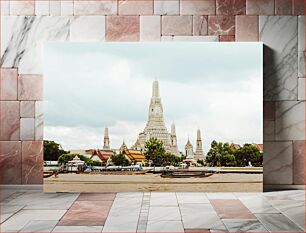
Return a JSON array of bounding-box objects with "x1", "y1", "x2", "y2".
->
[
  {"x1": 136, "y1": 191, "x2": 149, "y2": 232},
  {"x1": 0, "y1": 203, "x2": 27, "y2": 225}
]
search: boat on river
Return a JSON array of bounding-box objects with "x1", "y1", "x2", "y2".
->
[{"x1": 161, "y1": 171, "x2": 214, "y2": 178}]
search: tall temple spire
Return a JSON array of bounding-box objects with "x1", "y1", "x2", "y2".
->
[
  {"x1": 103, "y1": 127, "x2": 110, "y2": 150},
  {"x1": 135, "y1": 80, "x2": 180, "y2": 157},
  {"x1": 152, "y1": 80, "x2": 159, "y2": 98},
  {"x1": 195, "y1": 129, "x2": 205, "y2": 161}
]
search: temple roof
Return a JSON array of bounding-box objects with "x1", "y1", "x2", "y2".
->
[{"x1": 123, "y1": 149, "x2": 146, "y2": 162}]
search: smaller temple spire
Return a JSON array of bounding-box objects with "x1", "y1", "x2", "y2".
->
[
  {"x1": 171, "y1": 122, "x2": 176, "y2": 135},
  {"x1": 103, "y1": 127, "x2": 110, "y2": 150},
  {"x1": 195, "y1": 129, "x2": 204, "y2": 161}
]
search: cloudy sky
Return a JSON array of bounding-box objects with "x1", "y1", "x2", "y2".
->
[{"x1": 44, "y1": 42, "x2": 263, "y2": 153}]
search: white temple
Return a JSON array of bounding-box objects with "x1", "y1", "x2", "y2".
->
[
  {"x1": 102, "y1": 80, "x2": 206, "y2": 160},
  {"x1": 132, "y1": 80, "x2": 181, "y2": 157}
]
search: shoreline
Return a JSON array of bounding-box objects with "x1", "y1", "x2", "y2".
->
[{"x1": 44, "y1": 173, "x2": 263, "y2": 192}]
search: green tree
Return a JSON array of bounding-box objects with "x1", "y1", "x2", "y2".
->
[
  {"x1": 44, "y1": 140, "x2": 68, "y2": 161},
  {"x1": 144, "y1": 137, "x2": 166, "y2": 166},
  {"x1": 205, "y1": 141, "x2": 236, "y2": 167},
  {"x1": 234, "y1": 144, "x2": 262, "y2": 167},
  {"x1": 112, "y1": 153, "x2": 130, "y2": 166}
]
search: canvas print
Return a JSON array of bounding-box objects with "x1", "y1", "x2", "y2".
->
[{"x1": 43, "y1": 42, "x2": 263, "y2": 192}]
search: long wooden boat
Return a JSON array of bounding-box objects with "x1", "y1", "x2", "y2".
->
[{"x1": 161, "y1": 171, "x2": 214, "y2": 178}]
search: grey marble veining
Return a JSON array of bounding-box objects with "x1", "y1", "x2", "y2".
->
[
  {"x1": 256, "y1": 213, "x2": 304, "y2": 232},
  {"x1": 298, "y1": 16, "x2": 305, "y2": 78},
  {"x1": 260, "y1": 16, "x2": 298, "y2": 101},
  {"x1": 263, "y1": 141, "x2": 293, "y2": 185},
  {"x1": 275, "y1": 101, "x2": 305, "y2": 140},
  {"x1": 1, "y1": 204, "x2": 25, "y2": 223},
  {"x1": 223, "y1": 219, "x2": 269, "y2": 232},
  {"x1": 20, "y1": 220, "x2": 58, "y2": 232},
  {"x1": 1, "y1": 16, "x2": 70, "y2": 74}
]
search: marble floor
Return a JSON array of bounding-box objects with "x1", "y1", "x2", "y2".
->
[{"x1": 0, "y1": 189, "x2": 304, "y2": 233}]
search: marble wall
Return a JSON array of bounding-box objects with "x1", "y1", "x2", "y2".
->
[{"x1": 0, "y1": 0, "x2": 305, "y2": 189}]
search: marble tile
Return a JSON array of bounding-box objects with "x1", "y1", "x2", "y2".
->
[
  {"x1": 0, "y1": 141, "x2": 22, "y2": 184},
  {"x1": 268, "y1": 199, "x2": 305, "y2": 229},
  {"x1": 0, "y1": 101, "x2": 20, "y2": 140},
  {"x1": 20, "y1": 118, "x2": 35, "y2": 140},
  {"x1": 275, "y1": 0, "x2": 293, "y2": 15},
  {"x1": 1, "y1": 16, "x2": 70, "y2": 74},
  {"x1": 10, "y1": 0, "x2": 35, "y2": 15},
  {"x1": 256, "y1": 213, "x2": 303, "y2": 232},
  {"x1": 216, "y1": 0, "x2": 246, "y2": 15},
  {"x1": 210, "y1": 199, "x2": 256, "y2": 219},
  {"x1": 1, "y1": 209, "x2": 66, "y2": 232},
  {"x1": 246, "y1": 0, "x2": 274, "y2": 15},
  {"x1": 172, "y1": 36, "x2": 218, "y2": 41},
  {"x1": 223, "y1": 219, "x2": 268, "y2": 232},
  {"x1": 140, "y1": 16, "x2": 161, "y2": 41},
  {"x1": 35, "y1": 101, "x2": 43, "y2": 140},
  {"x1": 58, "y1": 200, "x2": 113, "y2": 226},
  {"x1": 35, "y1": 1, "x2": 50, "y2": 15},
  {"x1": 50, "y1": 1, "x2": 61, "y2": 16},
  {"x1": 146, "y1": 221, "x2": 184, "y2": 233},
  {"x1": 0, "y1": 68, "x2": 18, "y2": 100},
  {"x1": 176, "y1": 193, "x2": 210, "y2": 204},
  {"x1": 106, "y1": 16, "x2": 140, "y2": 41},
  {"x1": 263, "y1": 190, "x2": 305, "y2": 201},
  {"x1": 20, "y1": 220, "x2": 58, "y2": 232},
  {"x1": 102, "y1": 205, "x2": 141, "y2": 232},
  {"x1": 74, "y1": 1, "x2": 117, "y2": 15},
  {"x1": 77, "y1": 193, "x2": 116, "y2": 201},
  {"x1": 208, "y1": 16, "x2": 235, "y2": 36},
  {"x1": 148, "y1": 206, "x2": 181, "y2": 221},
  {"x1": 154, "y1": 0, "x2": 179, "y2": 15},
  {"x1": 236, "y1": 15, "x2": 258, "y2": 41},
  {"x1": 0, "y1": 190, "x2": 18, "y2": 201},
  {"x1": 1, "y1": 0, "x2": 10, "y2": 15},
  {"x1": 184, "y1": 229, "x2": 210, "y2": 233},
  {"x1": 180, "y1": 0, "x2": 215, "y2": 15},
  {"x1": 70, "y1": 16, "x2": 105, "y2": 42},
  {"x1": 20, "y1": 101, "x2": 35, "y2": 118},
  {"x1": 18, "y1": 75, "x2": 43, "y2": 100},
  {"x1": 119, "y1": 0, "x2": 153, "y2": 15},
  {"x1": 162, "y1": 16, "x2": 192, "y2": 36},
  {"x1": 293, "y1": 0, "x2": 305, "y2": 15},
  {"x1": 293, "y1": 140, "x2": 305, "y2": 185},
  {"x1": 263, "y1": 141, "x2": 293, "y2": 185},
  {"x1": 12, "y1": 192, "x2": 79, "y2": 209},
  {"x1": 1, "y1": 204, "x2": 25, "y2": 223},
  {"x1": 206, "y1": 192, "x2": 237, "y2": 199},
  {"x1": 298, "y1": 16, "x2": 305, "y2": 78},
  {"x1": 21, "y1": 141, "x2": 43, "y2": 184},
  {"x1": 263, "y1": 101, "x2": 275, "y2": 120},
  {"x1": 260, "y1": 16, "x2": 298, "y2": 100},
  {"x1": 61, "y1": 1, "x2": 74, "y2": 16},
  {"x1": 263, "y1": 120, "x2": 275, "y2": 141},
  {"x1": 219, "y1": 35, "x2": 235, "y2": 41},
  {"x1": 116, "y1": 192, "x2": 143, "y2": 198},
  {"x1": 180, "y1": 204, "x2": 220, "y2": 229},
  {"x1": 193, "y1": 16, "x2": 208, "y2": 36},
  {"x1": 239, "y1": 196, "x2": 279, "y2": 213},
  {"x1": 275, "y1": 101, "x2": 305, "y2": 140},
  {"x1": 52, "y1": 226, "x2": 104, "y2": 232},
  {"x1": 150, "y1": 192, "x2": 178, "y2": 206}
]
